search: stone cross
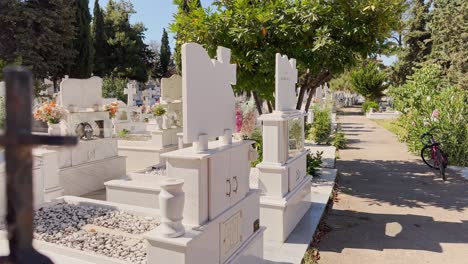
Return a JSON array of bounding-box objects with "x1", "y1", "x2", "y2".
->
[
  {"x1": 124, "y1": 81, "x2": 138, "y2": 107},
  {"x1": 275, "y1": 53, "x2": 298, "y2": 112},
  {"x1": 182, "y1": 43, "x2": 236, "y2": 144},
  {"x1": 0, "y1": 67, "x2": 77, "y2": 264}
]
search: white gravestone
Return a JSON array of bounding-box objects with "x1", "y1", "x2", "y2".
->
[
  {"x1": 161, "y1": 75, "x2": 182, "y2": 102},
  {"x1": 182, "y1": 43, "x2": 236, "y2": 144},
  {"x1": 315, "y1": 85, "x2": 323, "y2": 103},
  {"x1": 275, "y1": 53, "x2": 298, "y2": 112},
  {"x1": 60, "y1": 77, "x2": 103, "y2": 111},
  {"x1": 124, "y1": 81, "x2": 138, "y2": 107}
]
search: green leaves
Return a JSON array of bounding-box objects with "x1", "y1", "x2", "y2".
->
[{"x1": 351, "y1": 60, "x2": 387, "y2": 100}]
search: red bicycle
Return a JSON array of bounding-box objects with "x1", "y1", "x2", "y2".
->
[{"x1": 420, "y1": 127, "x2": 449, "y2": 180}]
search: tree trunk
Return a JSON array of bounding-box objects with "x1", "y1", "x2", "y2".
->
[
  {"x1": 267, "y1": 100, "x2": 273, "y2": 113},
  {"x1": 251, "y1": 91, "x2": 262, "y2": 115},
  {"x1": 296, "y1": 72, "x2": 310, "y2": 110},
  {"x1": 304, "y1": 71, "x2": 332, "y2": 113}
]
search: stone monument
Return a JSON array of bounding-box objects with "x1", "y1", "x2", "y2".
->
[{"x1": 255, "y1": 53, "x2": 311, "y2": 242}]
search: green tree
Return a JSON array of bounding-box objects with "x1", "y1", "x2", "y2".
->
[
  {"x1": 171, "y1": 0, "x2": 406, "y2": 114},
  {"x1": 92, "y1": 0, "x2": 107, "y2": 77},
  {"x1": 351, "y1": 61, "x2": 387, "y2": 100},
  {"x1": 103, "y1": 0, "x2": 152, "y2": 82},
  {"x1": 0, "y1": 0, "x2": 76, "y2": 91},
  {"x1": 159, "y1": 28, "x2": 172, "y2": 78},
  {"x1": 70, "y1": 0, "x2": 93, "y2": 78},
  {"x1": 429, "y1": 0, "x2": 467, "y2": 89},
  {"x1": 392, "y1": 0, "x2": 431, "y2": 85}
]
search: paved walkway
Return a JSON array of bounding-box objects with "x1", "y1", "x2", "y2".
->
[{"x1": 319, "y1": 107, "x2": 468, "y2": 264}]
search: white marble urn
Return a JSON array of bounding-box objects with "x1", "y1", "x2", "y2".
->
[{"x1": 156, "y1": 178, "x2": 185, "y2": 238}]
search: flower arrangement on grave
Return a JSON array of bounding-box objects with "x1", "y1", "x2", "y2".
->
[
  {"x1": 33, "y1": 101, "x2": 66, "y2": 124},
  {"x1": 103, "y1": 102, "x2": 119, "y2": 119},
  {"x1": 234, "y1": 101, "x2": 257, "y2": 139},
  {"x1": 153, "y1": 105, "x2": 166, "y2": 117}
]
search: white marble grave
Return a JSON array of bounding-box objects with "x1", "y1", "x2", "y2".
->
[
  {"x1": 0, "y1": 149, "x2": 63, "y2": 219},
  {"x1": 107, "y1": 43, "x2": 264, "y2": 264},
  {"x1": 255, "y1": 53, "x2": 312, "y2": 242},
  {"x1": 38, "y1": 77, "x2": 126, "y2": 196},
  {"x1": 143, "y1": 43, "x2": 264, "y2": 264},
  {"x1": 116, "y1": 75, "x2": 185, "y2": 172}
]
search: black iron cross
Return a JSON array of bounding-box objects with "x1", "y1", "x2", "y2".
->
[{"x1": 0, "y1": 67, "x2": 77, "y2": 264}]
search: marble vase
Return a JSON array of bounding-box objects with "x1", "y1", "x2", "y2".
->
[
  {"x1": 47, "y1": 122, "x2": 63, "y2": 136},
  {"x1": 156, "y1": 178, "x2": 185, "y2": 238}
]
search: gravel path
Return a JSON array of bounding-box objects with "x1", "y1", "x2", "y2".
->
[
  {"x1": 33, "y1": 202, "x2": 159, "y2": 263},
  {"x1": 318, "y1": 106, "x2": 468, "y2": 264}
]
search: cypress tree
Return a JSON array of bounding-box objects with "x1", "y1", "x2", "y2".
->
[
  {"x1": 92, "y1": 0, "x2": 107, "y2": 77},
  {"x1": 429, "y1": 0, "x2": 467, "y2": 89},
  {"x1": 159, "y1": 28, "x2": 171, "y2": 78},
  {"x1": 70, "y1": 0, "x2": 93, "y2": 78},
  {"x1": 396, "y1": 0, "x2": 431, "y2": 84}
]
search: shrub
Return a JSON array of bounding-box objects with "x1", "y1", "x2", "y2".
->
[
  {"x1": 362, "y1": 100, "x2": 379, "y2": 113},
  {"x1": 249, "y1": 128, "x2": 263, "y2": 167},
  {"x1": 332, "y1": 132, "x2": 347, "y2": 149},
  {"x1": 351, "y1": 60, "x2": 387, "y2": 100},
  {"x1": 118, "y1": 129, "x2": 130, "y2": 138},
  {"x1": 153, "y1": 105, "x2": 166, "y2": 116},
  {"x1": 304, "y1": 122, "x2": 312, "y2": 140},
  {"x1": 309, "y1": 107, "x2": 331, "y2": 144},
  {"x1": 389, "y1": 65, "x2": 468, "y2": 166},
  {"x1": 307, "y1": 151, "x2": 323, "y2": 177}
]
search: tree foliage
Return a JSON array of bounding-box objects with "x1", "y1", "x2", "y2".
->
[
  {"x1": 391, "y1": 0, "x2": 432, "y2": 85},
  {"x1": 159, "y1": 28, "x2": 172, "y2": 78},
  {"x1": 103, "y1": 0, "x2": 152, "y2": 82},
  {"x1": 92, "y1": 0, "x2": 107, "y2": 77},
  {"x1": 351, "y1": 61, "x2": 387, "y2": 100},
  {"x1": 171, "y1": 0, "x2": 406, "y2": 112},
  {"x1": 70, "y1": 0, "x2": 93, "y2": 78},
  {"x1": 429, "y1": 0, "x2": 467, "y2": 89},
  {"x1": 0, "y1": 0, "x2": 76, "y2": 81}
]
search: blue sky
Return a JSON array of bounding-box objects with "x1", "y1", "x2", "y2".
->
[
  {"x1": 90, "y1": 0, "x2": 396, "y2": 66},
  {"x1": 90, "y1": 0, "x2": 214, "y2": 46}
]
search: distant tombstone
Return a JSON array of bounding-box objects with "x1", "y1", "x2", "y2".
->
[
  {"x1": 315, "y1": 85, "x2": 323, "y2": 103},
  {"x1": 161, "y1": 75, "x2": 182, "y2": 102},
  {"x1": 124, "y1": 81, "x2": 138, "y2": 107},
  {"x1": 0, "y1": 81, "x2": 4, "y2": 97},
  {"x1": 323, "y1": 83, "x2": 329, "y2": 98},
  {"x1": 60, "y1": 77, "x2": 103, "y2": 110},
  {"x1": 275, "y1": 53, "x2": 298, "y2": 112},
  {"x1": 182, "y1": 43, "x2": 236, "y2": 144}
]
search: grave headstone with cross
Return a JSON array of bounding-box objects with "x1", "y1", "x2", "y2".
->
[
  {"x1": 124, "y1": 81, "x2": 138, "y2": 107},
  {"x1": 256, "y1": 53, "x2": 312, "y2": 242}
]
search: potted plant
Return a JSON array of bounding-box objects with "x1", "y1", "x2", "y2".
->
[
  {"x1": 33, "y1": 101, "x2": 66, "y2": 135},
  {"x1": 153, "y1": 105, "x2": 166, "y2": 129}
]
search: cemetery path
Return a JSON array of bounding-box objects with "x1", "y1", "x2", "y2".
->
[{"x1": 318, "y1": 106, "x2": 468, "y2": 264}]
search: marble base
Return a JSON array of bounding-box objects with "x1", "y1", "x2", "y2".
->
[
  {"x1": 60, "y1": 156, "x2": 127, "y2": 196},
  {"x1": 366, "y1": 111, "x2": 401, "y2": 119},
  {"x1": 118, "y1": 145, "x2": 177, "y2": 172},
  {"x1": 144, "y1": 190, "x2": 263, "y2": 264},
  {"x1": 105, "y1": 179, "x2": 165, "y2": 209},
  {"x1": 114, "y1": 121, "x2": 147, "y2": 133},
  {"x1": 260, "y1": 176, "x2": 312, "y2": 242}
]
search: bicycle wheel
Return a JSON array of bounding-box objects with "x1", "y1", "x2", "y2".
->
[{"x1": 421, "y1": 145, "x2": 439, "y2": 169}]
